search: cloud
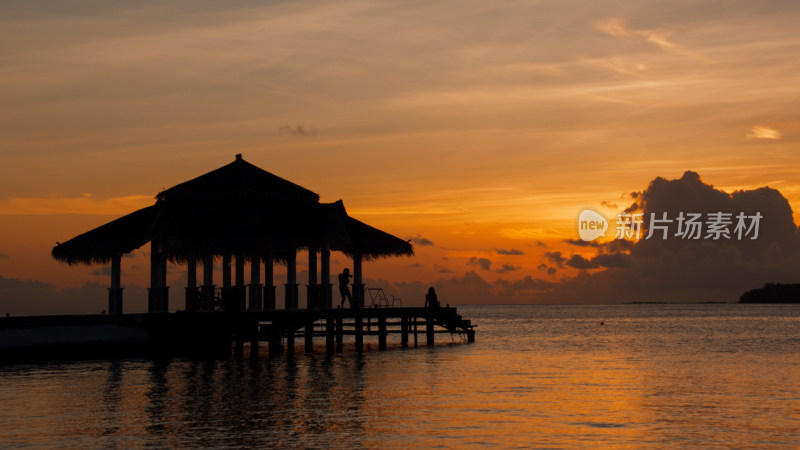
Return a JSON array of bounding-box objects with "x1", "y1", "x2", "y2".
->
[
  {"x1": 385, "y1": 271, "x2": 553, "y2": 305},
  {"x1": 495, "y1": 248, "x2": 524, "y2": 255},
  {"x1": 747, "y1": 126, "x2": 781, "y2": 140},
  {"x1": 601, "y1": 201, "x2": 618, "y2": 209},
  {"x1": 0, "y1": 275, "x2": 149, "y2": 315},
  {"x1": 434, "y1": 264, "x2": 453, "y2": 274},
  {"x1": 91, "y1": 265, "x2": 127, "y2": 277},
  {"x1": 495, "y1": 264, "x2": 520, "y2": 273},
  {"x1": 535, "y1": 171, "x2": 800, "y2": 303},
  {"x1": 468, "y1": 256, "x2": 492, "y2": 271},
  {"x1": 278, "y1": 125, "x2": 316, "y2": 136},
  {"x1": 593, "y1": 17, "x2": 702, "y2": 59},
  {"x1": 0, "y1": 195, "x2": 153, "y2": 215},
  {"x1": 407, "y1": 234, "x2": 435, "y2": 246},
  {"x1": 565, "y1": 252, "x2": 632, "y2": 270},
  {"x1": 544, "y1": 251, "x2": 566, "y2": 268}
]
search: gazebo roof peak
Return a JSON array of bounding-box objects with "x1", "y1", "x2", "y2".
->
[{"x1": 157, "y1": 154, "x2": 319, "y2": 203}]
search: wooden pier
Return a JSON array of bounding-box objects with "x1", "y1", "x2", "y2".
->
[{"x1": 0, "y1": 307, "x2": 475, "y2": 362}]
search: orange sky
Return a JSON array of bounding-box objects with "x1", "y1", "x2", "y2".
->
[{"x1": 1, "y1": 1, "x2": 799, "y2": 312}]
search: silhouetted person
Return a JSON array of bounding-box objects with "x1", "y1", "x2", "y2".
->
[
  {"x1": 425, "y1": 287, "x2": 439, "y2": 308},
  {"x1": 338, "y1": 268, "x2": 353, "y2": 307}
]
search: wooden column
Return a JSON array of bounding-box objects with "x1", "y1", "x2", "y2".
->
[
  {"x1": 222, "y1": 255, "x2": 232, "y2": 311},
  {"x1": 235, "y1": 253, "x2": 246, "y2": 312},
  {"x1": 201, "y1": 255, "x2": 215, "y2": 311},
  {"x1": 148, "y1": 241, "x2": 168, "y2": 313},
  {"x1": 320, "y1": 247, "x2": 332, "y2": 308},
  {"x1": 264, "y1": 250, "x2": 275, "y2": 310},
  {"x1": 149, "y1": 243, "x2": 158, "y2": 312},
  {"x1": 249, "y1": 254, "x2": 262, "y2": 311},
  {"x1": 185, "y1": 254, "x2": 197, "y2": 311},
  {"x1": 352, "y1": 252, "x2": 363, "y2": 309},
  {"x1": 108, "y1": 254, "x2": 123, "y2": 314},
  {"x1": 306, "y1": 247, "x2": 318, "y2": 309},
  {"x1": 285, "y1": 250, "x2": 298, "y2": 309}
]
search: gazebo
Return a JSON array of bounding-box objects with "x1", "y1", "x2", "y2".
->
[{"x1": 52, "y1": 155, "x2": 414, "y2": 314}]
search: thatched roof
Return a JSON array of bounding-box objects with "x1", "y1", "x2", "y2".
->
[
  {"x1": 52, "y1": 155, "x2": 413, "y2": 265},
  {"x1": 324, "y1": 201, "x2": 414, "y2": 260},
  {"x1": 51, "y1": 205, "x2": 158, "y2": 265},
  {"x1": 157, "y1": 154, "x2": 319, "y2": 203}
]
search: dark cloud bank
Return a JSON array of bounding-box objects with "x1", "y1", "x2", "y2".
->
[{"x1": 383, "y1": 171, "x2": 800, "y2": 304}]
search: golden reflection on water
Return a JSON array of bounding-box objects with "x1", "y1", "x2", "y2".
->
[{"x1": 0, "y1": 304, "x2": 798, "y2": 447}]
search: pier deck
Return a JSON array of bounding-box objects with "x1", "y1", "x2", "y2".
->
[{"x1": 0, "y1": 307, "x2": 475, "y2": 362}]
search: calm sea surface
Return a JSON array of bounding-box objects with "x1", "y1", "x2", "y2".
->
[{"x1": 0, "y1": 304, "x2": 798, "y2": 448}]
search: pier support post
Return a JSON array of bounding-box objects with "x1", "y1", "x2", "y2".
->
[
  {"x1": 304, "y1": 322, "x2": 314, "y2": 353},
  {"x1": 336, "y1": 316, "x2": 343, "y2": 351},
  {"x1": 268, "y1": 328, "x2": 282, "y2": 358},
  {"x1": 222, "y1": 255, "x2": 232, "y2": 311},
  {"x1": 235, "y1": 254, "x2": 246, "y2": 312},
  {"x1": 287, "y1": 327, "x2": 295, "y2": 356},
  {"x1": 413, "y1": 317, "x2": 418, "y2": 347},
  {"x1": 352, "y1": 252, "x2": 363, "y2": 308},
  {"x1": 235, "y1": 340, "x2": 244, "y2": 357},
  {"x1": 307, "y1": 247, "x2": 318, "y2": 309},
  {"x1": 378, "y1": 316, "x2": 387, "y2": 351},
  {"x1": 108, "y1": 254, "x2": 123, "y2": 314},
  {"x1": 285, "y1": 250, "x2": 298, "y2": 309},
  {"x1": 185, "y1": 254, "x2": 198, "y2": 311},
  {"x1": 249, "y1": 254, "x2": 262, "y2": 311},
  {"x1": 355, "y1": 316, "x2": 363, "y2": 353},
  {"x1": 401, "y1": 316, "x2": 408, "y2": 348},
  {"x1": 426, "y1": 316, "x2": 435, "y2": 347},
  {"x1": 264, "y1": 250, "x2": 275, "y2": 310},
  {"x1": 201, "y1": 255, "x2": 214, "y2": 311},
  {"x1": 320, "y1": 247, "x2": 332, "y2": 308},
  {"x1": 148, "y1": 241, "x2": 169, "y2": 313},
  {"x1": 250, "y1": 339, "x2": 259, "y2": 360},
  {"x1": 326, "y1": 318, "x2": 335, "y2": 354}
]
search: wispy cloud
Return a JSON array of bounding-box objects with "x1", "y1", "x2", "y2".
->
[
  {"x1": 594, "y1": 17, "x2": 704, "y2": 60},
  {"x1": 0, "y1": 194, "x2": 153, "y2": 215},
  {"x1": 495, "y1": 248, "x2": 524, "y2": 255},
  {"x1": 468, "y1": 256, "x2": 491, "y2": 271},
  {"x1": 278, "y1": 125, "x2": 317, "y2": 136},
  {"x1": 407, "y1": 234, "x2": 435, "y2": 246},
  {"x1": 747, "y1": 126, "x2": 781, "y2": 140}
]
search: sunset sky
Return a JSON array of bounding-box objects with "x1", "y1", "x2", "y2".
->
[{"x1": 2, "y1": 1, "x2": 800, "y2": 313}]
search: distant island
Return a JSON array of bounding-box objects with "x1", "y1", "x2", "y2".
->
[{"x1": 739, "y1": 283, "x2": 800, "y2": 303}]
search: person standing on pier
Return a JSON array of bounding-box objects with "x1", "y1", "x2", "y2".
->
[
  {"x1": 338, "y1": 268, "x2": 353, "y2": 308},
  {"x1": 425, "y1": 287, "x2": 440, "y2": 308}
]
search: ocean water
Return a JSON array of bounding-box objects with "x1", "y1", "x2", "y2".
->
[{"x1": 0, "y1": 304, "x2": 798, "y2": 448}]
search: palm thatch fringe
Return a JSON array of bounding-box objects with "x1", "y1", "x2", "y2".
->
[{"x1": 51, "y1": 205, "x2": 158, "y2": 265}]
